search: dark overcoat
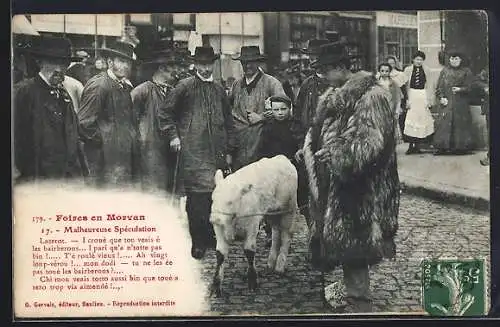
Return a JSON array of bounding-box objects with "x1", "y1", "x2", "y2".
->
[
  {"x1": 14, "y1": 75, "x2": 86, "y2": 182},
  {"x1": 294, "y1": 73, "x2": 330, "y2": 146},
  {"x1": 303, "y1": 71, "x2": 400, "y2": 270},
  {"x1": 433, "y1": 66, "x2": 475, "y2": 151},
  {"x1": 131, "y1": 80, "x2": 176, "y2": 192},
  {"x1": 158, "y1": 75, "x2": 238, "y2": 193},
  {"x1": 78, "y1": 72, "x2": 141, "y2": 186}
]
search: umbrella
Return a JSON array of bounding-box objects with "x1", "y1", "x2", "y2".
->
[{"x1": 12, "y1": 15, "x2": 39, "y2": 36}]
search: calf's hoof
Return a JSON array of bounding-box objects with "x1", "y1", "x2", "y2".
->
[
  {"x1": 274, "y1": 253, "x2": 287, "y2": 274},
  {"x1": 247, "y1": 268, "x2": 258, "y2": 291},
  {"x1": 266, "y1": 255, "x2": 277, "y2": 271},
  {"x1": 209, "y1": 279, "x2": 223, "y2": 298}
]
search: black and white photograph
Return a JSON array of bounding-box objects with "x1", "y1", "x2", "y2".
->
[{"x1": 11, "y1": 10, "x2": 493, "y2": 318}]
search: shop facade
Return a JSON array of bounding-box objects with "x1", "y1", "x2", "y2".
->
[
  {"x1": 263, "y1": 11, "x2": 376, "y2": 72},
  {"x1": 376, "y1": 11, "x2": 418, "y2": 69}
]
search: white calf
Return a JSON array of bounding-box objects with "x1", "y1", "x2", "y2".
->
[{"x1": 209, "y1": 155, "x2": 298, "y2": 297}]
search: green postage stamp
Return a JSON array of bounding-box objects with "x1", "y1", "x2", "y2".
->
[{"x1": 421, "y1": 258, "x2": 487, "y2": 316}]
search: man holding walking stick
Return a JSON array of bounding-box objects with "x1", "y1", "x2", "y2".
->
[{"x1": 159, "y1": 46, "x2": 238, "y2": 260}]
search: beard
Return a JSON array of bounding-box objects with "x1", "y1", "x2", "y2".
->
[{"x1": 49, "y1": 71, "x2": 65, "y2": 86}]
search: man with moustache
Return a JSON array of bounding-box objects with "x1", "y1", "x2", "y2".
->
[
  {"x1": 131, "y1": 40, "x2": 185, "y2": 194},
  {"x1": 78, "y1": 41, "x2": 141, "y2": 187},
  {"x1": 230, "y1": 46, "x2": 285, "y2": 170},
  {"x1": 13, "y1": 35, "x2": 88, "y2": 182},
  {"x1": 302, "y1": 41, "x2": 399, "y2": 313},
  {"x1": 158, "y1": 46, "x2": 238, "y2": 259}
]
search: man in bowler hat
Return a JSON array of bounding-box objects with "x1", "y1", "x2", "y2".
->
[
  {"x1": 78, "y1": 40, "x2": 141, "y2": 186},
  {"x1": 13, "y1": 35, "x2": 88, "y2": 182},
  {"x1": 158, "y1": 46, "x2": 238, "y2": 259}
]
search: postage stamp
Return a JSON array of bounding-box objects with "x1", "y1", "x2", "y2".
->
[{"x1": 421, "y1": 258, "x2": 487, "y2": 316}]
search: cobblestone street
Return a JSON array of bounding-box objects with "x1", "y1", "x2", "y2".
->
[{"x1": 198, "y1": 194, "x2": 490, "y2": 315}]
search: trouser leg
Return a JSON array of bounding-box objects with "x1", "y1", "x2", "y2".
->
[
  {"x1": 185, "y1": 192, "x2": 215, "y2": 250},
  {"x1": 342, "y1": 262, "x2": 373, "y2": 312}
]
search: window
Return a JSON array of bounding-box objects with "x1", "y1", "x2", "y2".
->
[{"x1": 378, "y1": 27, "x2": 418, "y2": 68}]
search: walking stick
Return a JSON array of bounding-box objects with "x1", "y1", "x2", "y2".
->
[{"x1": 171, "y1": 150, "x2": 180, "y2": 207}]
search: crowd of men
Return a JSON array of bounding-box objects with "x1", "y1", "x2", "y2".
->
[{"x1": 13, "y1": 33, "x2": 402, "y2": 313}]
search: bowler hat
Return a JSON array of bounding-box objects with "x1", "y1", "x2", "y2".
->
[
  {"x1": 233, "y1": 46, "x2": 267, "y2": 62},
  {"x1": 310, "y1": 40, "x2": 361, "y2": 69},
  {"x1": 141, "y1": 39, "x2": 185, "y2": 66},
  {"x1": 189, "y1": 46, "x2": 220, "y2": 63},
  {"x1": 98, "y1": 40, "x2": 137, "y2": 61},
  {"x1": 300, "y1": 39, "x2": 330, "y2": 55},
  {"x1": 21, "y1": 35, "x2": 82, "y2": 62}
]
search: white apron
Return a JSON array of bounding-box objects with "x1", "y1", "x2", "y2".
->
[{"x1": 404, "y1": 88, "x2": 434, "y2": 138}]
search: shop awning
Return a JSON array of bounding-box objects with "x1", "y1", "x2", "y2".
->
[{"x1": 12, "y1": 15, "x2": 40, "y2": 35}]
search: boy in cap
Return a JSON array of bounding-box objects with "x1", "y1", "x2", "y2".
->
[
  {"x1": 258, "y1": 94, "x2": 306, "y2": 244},
  {"x1": 258, "y1": 94, "x2": 304, "y2": 162}
]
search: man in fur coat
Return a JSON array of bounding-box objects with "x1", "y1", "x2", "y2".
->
[{"x1": 302, "y1": 41, "x2": 400, "y2": 313}]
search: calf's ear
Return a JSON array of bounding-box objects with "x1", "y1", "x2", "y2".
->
[{"x1": 214, "y1": 169, "x2": 224, "y2": 185}]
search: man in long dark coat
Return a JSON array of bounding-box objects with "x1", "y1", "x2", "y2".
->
[
  {"x1": 13, "y1": 35, "x2": 88, "y2": 183},
  {"x1": 471, "y1": 67, "x2": 489, "y2": 166},
  {"x1": 78, "y1": 41, "x2": 141, "y2": 187},
  {"x1": 293, "y1": 39, "x2": 331, "y2": 220},
  {"x1": 158, "y1": 46, "x2": 238, "y2": 260},
  {"x1": 302, "y1": 41, "x2": 400, "y2": 313},
  {"x1": 131, "y1": 41, "x2": 185, "y2": 193}
]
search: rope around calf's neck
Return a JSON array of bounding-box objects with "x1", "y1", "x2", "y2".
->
[{"x1": 210, "y1": 204, "x2": 309, "y2": 218}]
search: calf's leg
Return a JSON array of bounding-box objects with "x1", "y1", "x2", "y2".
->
[
  {"x1": 210, "y1": 224, "x2": 228, "y2": 298},
  {"x1": 243, "y1": 219, "x2": 260, "y2": 291},
  {"x1": 274, "y1": 209, "x2": 294, "y2": 274},
  {"x1": 266, "y1": 222, "x2": 281, "y2": 271}
]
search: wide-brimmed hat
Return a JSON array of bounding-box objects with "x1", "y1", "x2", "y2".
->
[
  {"x1": 300, "y1": 39, "x2": 330, "y2": 55},
  {"x1": 98, "y1": 40, "x2": 137, "y2": 61},
  {"x1": 19, "y1": 35, "x2": 82, "y2": 62},
  {"x1": 141, "y1": 39, "x2": 185, "y2": 66},
  {"x1": 232, "y1": 46, "x2": 267, "y2": 62},
  {"x1": 310, "y1": 40, "x2": 361, "y2": 69},
  {"x1": 188, "y1": 46, "x2": 220, "y2": 63}
]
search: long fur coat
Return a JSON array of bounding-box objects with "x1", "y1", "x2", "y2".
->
[{"x1": 303, "y1": 71, "x2": 400, "y2": 270}]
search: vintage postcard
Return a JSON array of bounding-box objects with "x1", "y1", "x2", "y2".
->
[{"x1": 11, "y1": 10, "x2": 492, "y2": 319}]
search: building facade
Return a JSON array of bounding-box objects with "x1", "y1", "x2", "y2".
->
[
  {"x1": 263, "y1": 11, "x2": 377, "y2": 72},
  {"x1": 29, "y1": 14, "x2": 127, "y2": 53},
  {"x1": 376, "y1": 11, "x2": 418, "y2": 68},
  {"x1": 417, "y1": 10, "x2": 489, "y2": 148}
]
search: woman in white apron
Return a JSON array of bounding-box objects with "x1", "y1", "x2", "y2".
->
[{"x1": 402, "y1": 51, "x2": 435, "y2": 154}]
